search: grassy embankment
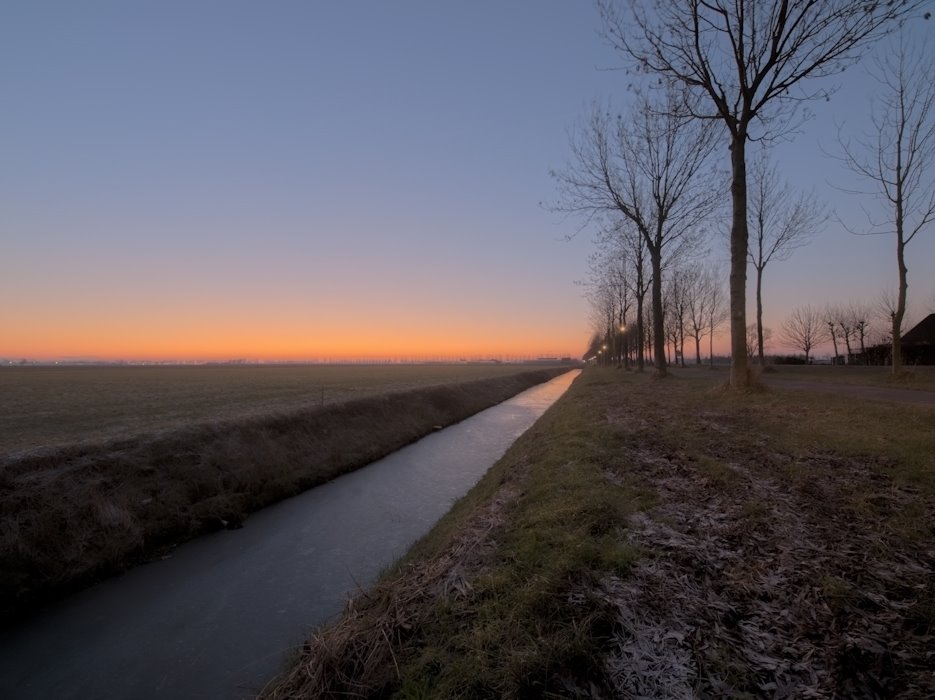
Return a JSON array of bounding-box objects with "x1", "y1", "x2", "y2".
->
[
  {"x1": 0, "y1": 366, "x2": 567, "y2": 621},
  {"x1": 263, "y1": 366, "x2": 935, "y2": 699}
]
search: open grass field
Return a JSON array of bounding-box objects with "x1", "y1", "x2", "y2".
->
[
  {"x1": 0, "y1": 365, "x2": 568, "y2": 620},
  {"x1": 0, "y1": 363, "x2": 560, "y2": 456},
  {"x1": 264, "y1": 366, "x2": 935, "y2": 698}
]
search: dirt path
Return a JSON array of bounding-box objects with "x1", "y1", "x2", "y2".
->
[{"x1": 763, "y1": 378, "x2": 935, "y2": 407}]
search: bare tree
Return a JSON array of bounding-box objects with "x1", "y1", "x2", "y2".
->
[
  {"x1": 553, "y1": 93, "x2": 719, "y2": 377},
  {"x1": 707, "y1": 271, "x2": 729, "y2": 368},
  {"x1": 583, "y1": 246, "x2": 625, "y2": 366},
  {"x1": 599, "y1": 0, "x2": 922, "y2": 388},
  {"x1": 835, "y1": 34, "x2": 935, "y2": 374},
  {"x1": 683, "y1": 263, "x2": 716, "y2": 365},
  {"x1": 748, "y1": 151, "x2": 826, "y2": 366},
  {"x1": 829, "y1": 304, "x2": 858, "y2": 363},
  {"x1": 823, "y1": 305, "x2": 842, "y2": 364},
  {"x1": 665, "y1": 272, "x2": 690, "y2": 367},
  {"x1": 746, "y1": 322, "x2": 772, "y2": 360},
  {"x1": 849, "y1": 301, "x2": 874, "y2": 364},
  {"x1": 606, "y1": 220, "x2": 652, "y2": 370},
  {"x1": 782, "y1": 305, "x2": 826, "y2": 364}
]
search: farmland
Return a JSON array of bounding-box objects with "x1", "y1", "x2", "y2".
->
[{"x1": 0, "y1": 363, "x2": 562, "y2": 456}]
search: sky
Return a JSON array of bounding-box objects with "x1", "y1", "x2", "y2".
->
[{"x1": 1, "y1": 2, "x2": 933, "y2": 362}]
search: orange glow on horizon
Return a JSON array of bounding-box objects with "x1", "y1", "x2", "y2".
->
[{"x1": 3, "y1": 315, "x2": 588, "y2": 362}]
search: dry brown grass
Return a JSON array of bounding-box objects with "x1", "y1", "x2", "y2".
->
[{"x1": 0, "y1": 368, "x2": 565, "y2": 622}]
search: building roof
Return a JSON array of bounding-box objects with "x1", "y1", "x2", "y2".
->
[{"x1": 902, "y1": 313, "x2": 935, "y2": 345}]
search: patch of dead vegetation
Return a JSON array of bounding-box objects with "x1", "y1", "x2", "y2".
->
[{"x1": 599, "y1": 430, "x2": 935, "y2": 698}]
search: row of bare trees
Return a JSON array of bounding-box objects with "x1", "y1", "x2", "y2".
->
[
  {"x1": 781, "y1": 303, "x2": 874, "y2": 364},
  {"x1": 781, "y1": 293, "x2": 932, "y2": 365},
  {"x1": 581, "y1": 227, "x2": 729, "y2": 370},
  {"x1": 561, "y1": 1, "x2": 931, "y2": 385}
]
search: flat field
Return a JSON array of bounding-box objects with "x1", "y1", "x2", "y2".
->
[{"x1": 0, "y1": 363, "x2": 555, "y2": 455}]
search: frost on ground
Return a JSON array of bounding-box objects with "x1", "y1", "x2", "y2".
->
[{"x1": 598, "y1": 436, "x2": 935, "y2": 699}]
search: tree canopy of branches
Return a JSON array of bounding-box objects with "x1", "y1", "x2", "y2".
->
[
  {"x1": 835, "y1": 33, "x2": 935, "y2": 374},
  {"x1": 553, "y1": 93, "x2": 719, "y2": 377},
  {"x1": 748, "y1": 151, "x2": 825, "y2": 366},
  {"x1": 781, "y1": 305, "x2": 826, "y2": 364},
  {"x1": 598, "y1": 0, "x2": 923, "y2": 388}
]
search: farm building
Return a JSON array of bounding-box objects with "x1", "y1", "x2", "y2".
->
[
  {"x1": 856, "y1": 313, "x2": 935, "y2": 366},
  {"x1": 900, "y1": 313, "x2": 935, "y2": 365}
]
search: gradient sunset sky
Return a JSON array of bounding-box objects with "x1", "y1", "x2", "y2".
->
[{"x1": 2, "y1": 2, "x2": 933, "y2": 362}]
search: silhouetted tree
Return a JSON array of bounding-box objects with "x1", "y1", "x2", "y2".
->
[
  {"x1": 748, "y1": 151, "x2": 826, "y2": 366},
  {"x1": 849, "y1": 302, "x2": 873, "y2": 363},
  {"x1": 835, "y1": 33, "x2": 935, "y2": 374},
  {"x1": 823, "y1": 305, "x2": 842, "y2": 364},
  {"x1": 707, "y1": 271, "x2": 729, "y2": 368},
  {"x1": 683, "y1": 263, "x2": 717, "y2": 365},
  {"x1": 598, "y1": 0, "x2": 923, "y2": 387},
  {"x1": 782, "y1": 305, "x2": 826, "y2": 364}
]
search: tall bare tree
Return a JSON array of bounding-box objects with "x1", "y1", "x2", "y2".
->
[
  {"x1": 823, "y1": 304, "x2": 842, "y2": 364},
  {"x1": 707, "y1": 270, "x2": 729, "y2": 368},
  {"x1": 748, "y1": 151, "x2": 826, "y2": 366},
  {"x1": 664, "y1": 273, "x2": 690, "y2": 367},
  {"x1": 598, "y1": 0, "x2": 922, "y2": 388},
  {"x1": 584, "y1": 246, "x2": 623, "y2": 365},
  {"x1": 683, "y1": 263, "x2": 716, "y2": 365},
  {"x1": 782, "y1": 305, "x2": 826, "y2": 364},
  {"x1": 849, "y1": 301, "x2": 874, "y2": 363},
  {"x1": 597, "y1": 219, "x2": 651, "y2": 370},
  {"x1": 835, "y1": 34, "x2": 935, "y2": 374},
  {"x1": 745, "y1": 322, "x2": 772, "y2": 360},
  {"x1": 553, "y1": 93, "x2": 719, "y2": 377}
]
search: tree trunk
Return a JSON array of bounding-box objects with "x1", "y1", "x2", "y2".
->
[
  {"x1": 695, "y1": 334, "x2": 702, "y2": 365},
  {"x1": 679, "y1": 320, "x2": 686, "y2": 368},
  {"x1": 842, "y1": 334, "x2": 853, "y2": 364},
  {"x1": 729, "y1": 135, "x2": 751, "y2": 387},
  {"x1": 756, "y1": 265, "x2": 765, "y2": 366},
  {"x1": 709, "y1": 316, "x2": 715, "y2": 368},
  {"x1": 635, "y1": 291, "x2": 645, "y2": 371},
  {"x1": 650, "y1": 247, "x2": 667, "y2": 377},
  {"x1": 893, "y1": 235, "x2": 907, "y2": 373},
  {"x1": 828, "y1": 323, "x2": 840, "y2": 364},
  {"x1": 623, "y1": 321, "x2": 630, "y2": 369}
]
